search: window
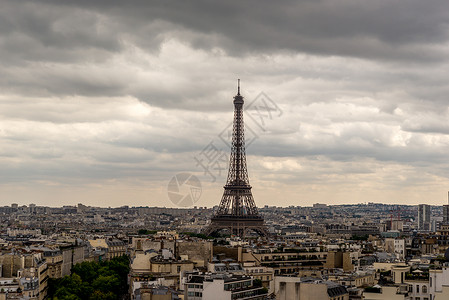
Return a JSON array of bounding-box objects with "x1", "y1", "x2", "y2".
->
[
  {"x1": 417, "y1": 285, "x2": 420, "y2": 293},
  {"x1": 422, "y1": 286, "x2": 427, "y2": 293}
]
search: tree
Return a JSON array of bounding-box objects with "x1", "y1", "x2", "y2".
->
[
  {"x1": 253, "y1": 279, "x2": 262, "y2": 287},
  {"x1": 48, "y1": 255, "x2": 130, "y2": 300},
  {"x1": 92, "y1": 275, "x2": 120, "y2": 295},
  {"x1": 89, "y1": 290, "x2": 115, "y2": 300},
  {"x1": 72, "y1": 261, "x2": 100, "y2": 283}
]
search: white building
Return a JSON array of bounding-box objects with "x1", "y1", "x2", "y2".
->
[
  {"x1": 405, "y1": 278, "x2": 430, "y2": 300},
  {"x1": 429, "y1": 264, "x2": 449, "y2": 300}
]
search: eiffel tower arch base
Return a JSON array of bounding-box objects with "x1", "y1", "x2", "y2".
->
[{"x1": 204, "y1": 215, "x2": 269, "y2": 238}]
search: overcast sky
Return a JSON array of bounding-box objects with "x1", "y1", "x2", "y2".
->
[{"x1": 2, "y1": 0, "x2": 449, "y2": 208}]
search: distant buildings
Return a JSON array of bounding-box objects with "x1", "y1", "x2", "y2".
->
[{"x1": 2, "y1": 200, "x2": 449, "y2": 299}]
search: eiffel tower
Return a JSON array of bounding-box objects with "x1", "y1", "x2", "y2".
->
[{"x1": 204, "y1": 80, "x2": 269, "y2": 237}]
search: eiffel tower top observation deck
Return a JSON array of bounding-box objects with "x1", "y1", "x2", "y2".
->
[{"x1": 204, "y1": 80, "x2": 268, "y2": 237}]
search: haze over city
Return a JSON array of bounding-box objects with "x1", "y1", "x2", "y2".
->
[{"x1": 2, "y1": 0, "x2": 449, "y2": 207}]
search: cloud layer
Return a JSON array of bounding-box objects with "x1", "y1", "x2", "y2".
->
[{"x1": 1, "y1": 0, "x2": 449, "y2": 207}]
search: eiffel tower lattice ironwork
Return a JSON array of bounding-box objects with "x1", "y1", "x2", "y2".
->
[{"x1": 204, "y1": 80, "x2": 269, "y2": 237}]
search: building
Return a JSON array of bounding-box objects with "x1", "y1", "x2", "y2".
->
[
  {"x1": 106, "y1": 239, "x2": 127, "y2": 259},
  {"x1": 88, "y1": 238, "x2": 126, "y2": 260},
  {"x1": 61, "y1": 245, "x2": 85, "y2": 276},
  {"x1": 184, "y1": 272, "x2": 268, "y2": 300},
  {"x1": 42, "y1": 248, "x2": 63, "y2": 278},
  {"x1": 429, "y1": 263, "x2": 449, "y2": 300},
  {"x1": 405, "y1": 276, "x2": 430, "y2": 300},
  {"x1": 132, "y1": 283, "x2": 180, "y2": 300},
  {"x1": 240, "y1": 248, "x2": 326, "y2": 276},
  {"x1": 274, "y1": 276, "x2": 349, "y2": 300},
  {"x1": 129, "y1": 249, "x2": 195, "y2": 292},
  {"x1": 0, "y1": 252, "x2": 48, "y2": 300},
  {"x1": 391, "y1": 220, "x2": 404, "y2": 232},
  {"x1": 363, "y1": 285, "x2": 409, "y2": 300},
  {"x1": 328, "y1": 271, "x2": 375, "y2": 288},
  {"x1": 244, "y1": 264, "x2": 274, "y2": 293},
  {"x1": 385, "y1": 239, "x2": 405, "y2": 260},
  {"x1": 324, "y1": 251, "x2": 354, "y2": 272},
  {"x1": 418, "y1": 204, "x2": 431, "y2": 231},
  {"x1": 443, "y1": 192, "x2": 449, "y2": 224},
  {"x1": 313, "y1": 204, "x2": 328, "y2": 209}
]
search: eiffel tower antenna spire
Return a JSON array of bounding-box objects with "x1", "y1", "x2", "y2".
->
[{"x1": 204, "y1": 82, "x2": 269, "y2": 238}]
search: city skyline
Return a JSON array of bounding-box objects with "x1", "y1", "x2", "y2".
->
[{"x1": 2, "y1": 1, "x2": 449, "y2": 207}]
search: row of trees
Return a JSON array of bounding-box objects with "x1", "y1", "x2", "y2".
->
[{"x1": 48, "y1": 255, "x2": 129, "y2": 300}]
